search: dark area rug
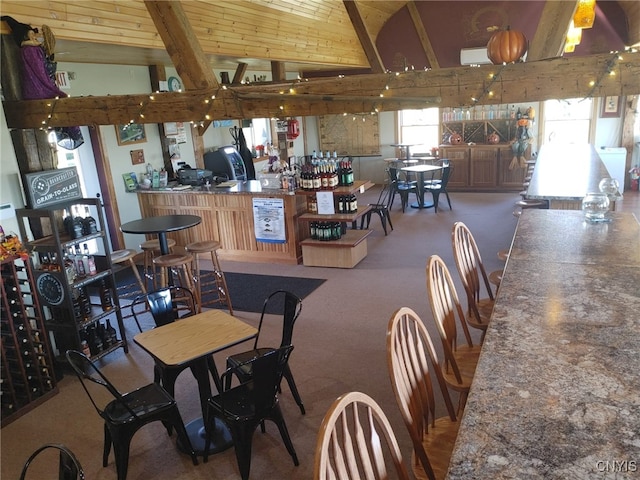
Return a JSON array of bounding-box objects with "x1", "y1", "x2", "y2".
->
[{"x1": 114, "y1": 267, "x2": 326, "y2": 314}]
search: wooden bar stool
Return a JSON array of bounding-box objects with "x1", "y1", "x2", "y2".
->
[
  {"x1": 140, "y1": 238, "x2": 176, "y2": 290},
  {"x1": 110, "y1": 249, "x2": 147, "y2": 295},
  {"x1": 185, "y1": 240, "x2": 233, "y2": 315},
  {"x1": 153, "y1": 253, "x2": 194, "y2": 292}
]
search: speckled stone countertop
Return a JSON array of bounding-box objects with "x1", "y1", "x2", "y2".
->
[
  {"x1": 527, "y1": 144, "x2": 613, "y2": 202},
  {"x1": 447, "y1": 209, "x2": 640, "y2": 479}
]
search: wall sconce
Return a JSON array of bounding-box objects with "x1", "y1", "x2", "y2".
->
[{"x1": 573, "y1": 0, "x2": 596, "y2": 29}]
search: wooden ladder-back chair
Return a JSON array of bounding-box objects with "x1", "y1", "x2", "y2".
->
[
  {"x1": 313, "y1": 391, "x2": 411, "y2": 480},
  {"x1": 451, "y1": 221, "x2": 496, "y2": 336},
  {"x1": 386, "y1": 306, "x2": 460, "y2": 480},
  {"x1": 426, "y1": 255, "x2": 482, "y2": 413}
]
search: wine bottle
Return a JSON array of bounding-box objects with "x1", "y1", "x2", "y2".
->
[
  {"x1": 82, "y1": 206, "x2": 98, "y2": 235},
  {"x1": 106, "y1": 319, "x2": 118, "y2": 345},
  {"x1": 99, "y1": 280, "x2": 113, "y2": 311}
]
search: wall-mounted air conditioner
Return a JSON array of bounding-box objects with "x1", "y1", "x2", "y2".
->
[{"x1": 460, "y1": 47, "x2": 491, "y2": 66}]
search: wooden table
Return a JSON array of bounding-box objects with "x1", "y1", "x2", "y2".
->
[
  {"x1": 447, "y1": 209, "x2": 640, "y2": 479},
  {"x1": 134, "y1": 309, "x2": 257, "y2": 455},
  {"x1": 526, "y1": 144, "x2": 617, "y2": 210},
  {"x1": 401, "y1": 164, "x2": 442, "y2": 209}
]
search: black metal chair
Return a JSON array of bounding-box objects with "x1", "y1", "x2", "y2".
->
[
  {"x1": 359, "y1": 179, "x2": 394, "y2": 235},
  {"x1": 388, "y1": 166, "x2": 417, "y2": 213},
  {"x1": 65, "y1": 350, "x2": 198, "y2": 480},
  {"x1": 224, "y1": 289, "x2": 305, "y2": 415},
  {"x1": 130, "y1": 286, "x2": 219, "y2": 400},
  {"x1": 204, "y1": 346, "x2": 299, "y2": 480},
  {"x1": 424, "y1": 163, "x2": 453, "y2": 213},
  {"x1": 19, "y1": 444, "x2": 85, "y2": 480}
]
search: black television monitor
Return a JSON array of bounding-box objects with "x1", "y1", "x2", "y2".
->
[{"x1": 203, "y1": 146, "x2": 247, "y2": 181}]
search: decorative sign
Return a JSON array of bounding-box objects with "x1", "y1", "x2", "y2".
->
[
  {"x1": 130, "y1": 149, "x2": 145, "y2": 165},
  {"x1": 252, "y1": 198, "x2": 286, "y2": 243},
  {"x1": 24, "y1": 167, "x2": 82, "y2": 209}
]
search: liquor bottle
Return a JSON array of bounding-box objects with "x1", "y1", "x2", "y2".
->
[
  {"x1": 71, "y1": 206, "x2": 84, "y2": 239},
  {"x1": 62, "y1": 208, "x2": 74, "y2": 237},
  {"x1": 74, "y1": 245, "x2": 86, "y2": 278},
  {"x1": 63, "y1": 248, "x2": 77, "y2": 284},
  {"x1": 312, "y1": 167, "x2": 321, "y2": 191},
  {"x1": 80, "y1": 337, "x2": 91, "y2": 359},
  {"x1": 106, "y1": 319, "x2": 118, "y2": 345},
  {"x1": 99, "y1": 279, "x2": 113, "y2": 312},
  {"x1": 71, "y1": 288, "x2": 84, "y2": 319},
  {"x1": 349, "y1": 193, "x2": 358, "y2": 213},
  {"x1": 321, "y1": 163, "x2": 329, "y2": 190},
  {"x1": 82, "y1": 206, "x2": 98, "y2": 235},
  {"x1": 78, "y1": 286, "x2": 92, "y2": 320},
  {"x1": 82, "y1": 244, "x2": 97, "y2": 276},
  {"x1": 97, "y1": 322, "x2": 110, "y2": 348}
]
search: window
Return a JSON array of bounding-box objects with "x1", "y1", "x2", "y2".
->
[
  {"x1": 398, "y1": 108, "x2": 440, "y2": 154},
  {"x1": 542, "y1": 98, "x2": 594, "y2": 144}
]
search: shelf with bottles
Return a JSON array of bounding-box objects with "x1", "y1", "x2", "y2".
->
[
  {"x1": 15, "y1": 198, "x2": 128, "y2": 365},
  {"x1": 297, "y1": 154, "x2": 357, "y2": 193},
  {"x1": 441, "y1": 104, "x2": 527, "y2": 145},
  {"x1": 1, "y1": 255, "x2": 59, "y2": 426}
]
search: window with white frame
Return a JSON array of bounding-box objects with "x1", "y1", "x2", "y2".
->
[
  {"x1": 398, "y1": 108, "x2": 440, "y2": 154},
  {"x1": 542, "y1": 98, "x2": 593, "y2": 145}
]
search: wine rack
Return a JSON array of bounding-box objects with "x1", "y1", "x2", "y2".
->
[
  {"x1": 15, "y1": 198, "x2": 128, "y2": 368},
  {"x1": 1, "y1": 255, "x2": 58, "y2": 427}
]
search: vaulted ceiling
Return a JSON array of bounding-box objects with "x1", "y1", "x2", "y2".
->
[
  {"x1": 1, "y1": 1, "x2": 639, "y2": 128},
  {"x1": 1, "y1": 0, "x2": 638, "y2": 77}
]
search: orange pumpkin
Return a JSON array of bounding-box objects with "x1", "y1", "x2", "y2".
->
[
  {"x1": 487, "y1": 28, "x2": 528, "y2": 65},
  {"x1": 449, "y1": 133, "x2": 463, "y2": 145},
  {"x1": 487, "y1": 132, "x2": 500, "y2": 144}
]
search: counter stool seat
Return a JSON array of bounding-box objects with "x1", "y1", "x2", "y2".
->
[
  {"x1": 111, "y1": 249, "x2": 147, "y2": 294},
  {"x1": 497, "y1": 249, "x2": 509, "y2": 262},
  {"x1": 185, "y1": 241, "x2": 233, "y2": 314},
  {"x1": 489, "y1": 269, "x2": 503, "y2": 288},
  {"x1": 141, "y1": 238, "x2": 176, "y2": 290},
  {"x1": 515, "y1": 199, "x2": 548, "y2": 209},
  {"x1": 153, "y1": 253, "x2": 194, "y2": 291}
]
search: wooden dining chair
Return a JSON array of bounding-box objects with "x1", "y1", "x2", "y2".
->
[
  {"x1": 426, "y1": 255, "x2": 482, "y2": 413},
  {"x1": 451, "y1": 221, "x2": 496, "y2": 336},
  {"x1": 313, "y1": 391, "x2": 411, "y2": 480},
  {"x1": 386, "y1": 306, "x2": 460, "y2": 480}
]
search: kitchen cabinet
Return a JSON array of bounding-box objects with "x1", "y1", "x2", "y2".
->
[
  {"x1": 16, "y1": 198, "x2": 128, "y2": 367},
  {"x1": 1, "y1": 255, "x2": 58, "y2": 426}
]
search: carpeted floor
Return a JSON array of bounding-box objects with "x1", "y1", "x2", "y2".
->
[
  {"x1": 115, "y1": 268, "x2": 326, "y2": 314},
  {"x1": 3, "y1": 190, "x2": 638, "y2": 480}
]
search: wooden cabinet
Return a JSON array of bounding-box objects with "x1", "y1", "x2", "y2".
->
[
  {"x1": 1, "y1": 255, "x2": 58, "y2": 426},
  {"x1": 16, "y1": 199, "x2": 128, "y2": 367},
  {"x1": 498, "y1": 145, "x2": 528, "y2": 189},
  {"x1": 439, "y1": 144, "x2": 528, "y2": 192},
  {"x1": 439, "y1": 147, "x2": 470, "y2": 189},
  {"x1": 470, "y1": 147, "x2": 498, "y2": 188}
]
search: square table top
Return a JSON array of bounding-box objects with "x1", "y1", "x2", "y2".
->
[{"x1": 134, "y1": 309, "x2": 257, "y2": 367}]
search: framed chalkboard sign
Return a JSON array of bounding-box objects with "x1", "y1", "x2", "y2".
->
[{"x1": 24, "y1": 167, "x2": 83, "y2": 209}]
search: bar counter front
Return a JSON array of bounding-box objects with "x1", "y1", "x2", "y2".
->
[
  {"x1": 135, "y1": 181, "x2": 307, "y2": 265},
  {"x1": 447, "y1": 209, "x2": 640, "y2": 479}
]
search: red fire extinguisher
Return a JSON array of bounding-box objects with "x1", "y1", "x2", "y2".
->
[{"x1": 287, "y1": 119, "x2": 300, "y2": 140}]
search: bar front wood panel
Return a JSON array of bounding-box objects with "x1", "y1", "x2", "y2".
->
[
  {"x1": 498, "y1": 145, "x2": 527, "y2": 188},
  {"x1": 137, "y1": 191, "x2": 307, "y2": 264},
  {"x1": 470, "y1": 147, "x2": 498, "y2": 188}
]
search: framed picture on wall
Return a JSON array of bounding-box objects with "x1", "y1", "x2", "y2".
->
[
  {"x1": 600, "y1": 96, "x2": 621, "y2": 118},
  {"x1": 130, "y1": 149, "x2": 145, "y2": 165},
  {"x1": 116, "y1": 123, "x2": 146, "y2": 145}
]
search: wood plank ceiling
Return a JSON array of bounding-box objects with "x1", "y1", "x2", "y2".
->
[{"x1": 1, "y1": 0, "x2": 639, "y2": 128}]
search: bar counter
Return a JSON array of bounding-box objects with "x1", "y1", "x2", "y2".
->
[
  {"x1": 447, "y1": 209, "x2": 640, "y2": 479},
  {"x1": 526, "y1": 144, "x2": 615, "y2": 209},
  {"x1": 135, "y1": 181, "x2": 307, "y2": 264}
]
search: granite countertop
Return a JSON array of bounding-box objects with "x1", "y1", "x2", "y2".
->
[
  {"x1": 447, "y1": 209, "x2": 640, "y2": 479},
  {"x1": 527, "y1": 144, "x2": 613, "y2": 201},
  {"x1": 135, "y1": 180, "x2": 295, "y2": 196}
]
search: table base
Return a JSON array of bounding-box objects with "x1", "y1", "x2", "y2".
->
[
  {"x1": 177, "y1": 417, "x2": 233, "y2": 456},
  {"x1": 411, "y1": 201, "x2": 434, "y2": 209}
]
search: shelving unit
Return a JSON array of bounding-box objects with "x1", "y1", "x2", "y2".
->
[
  {"x1": 1, "y1": 255, "x2": 58, "y2": 427},
  {"x1": 297, "y1": 180, "x2": 374, "y2": 268},
  {"x1": 441, "y1": 118, "x2": 518, "y2": 145},
  {"x1": 15, "y1": 198, "x2": 128, "y2": 367}
]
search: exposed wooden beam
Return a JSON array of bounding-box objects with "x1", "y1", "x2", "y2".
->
[
  {"x1": 4, "y1": 52, "x2": 639, "y2": 129},
  {"x1": 528, "y1": 0, "x2": 577, "y2": 61},
  {"x1": 271, "y1": 62, "x2": 286, "y2": 82},
  {"x1": 343, "y1": 0, "x2": 385, "y2": 74},
  {"x1": 406, "y1": 1, "x2": 439, "y2": 69},
  {"x1": 144, "y1": 0, "x2": 219, "y2": 90},
  {"x1": 232, "y1": 63, "x2": 248, "y2": 84}
]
